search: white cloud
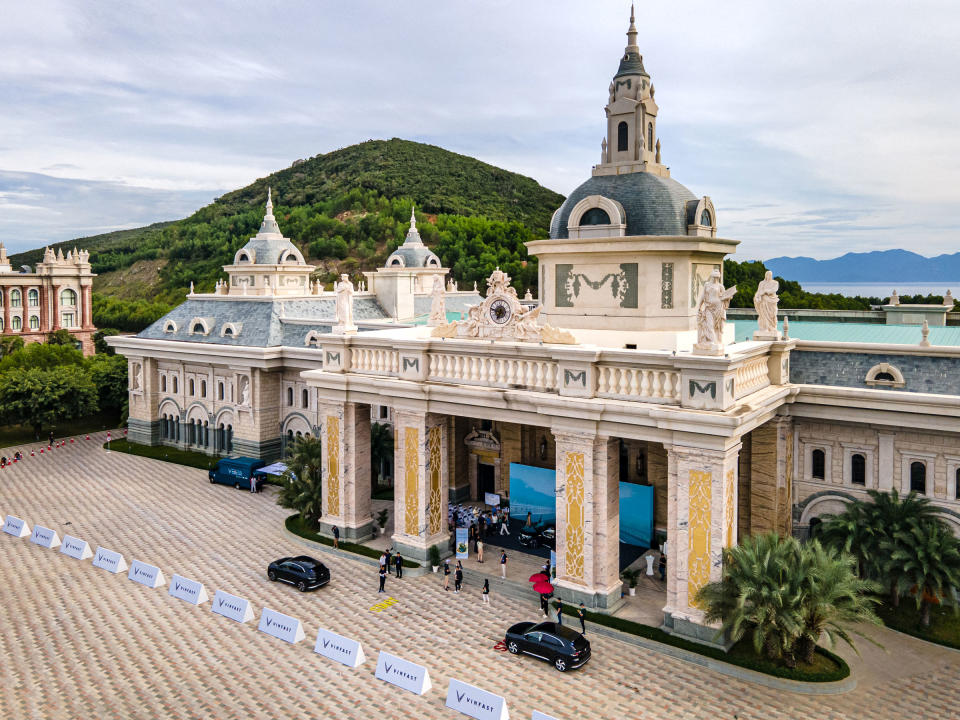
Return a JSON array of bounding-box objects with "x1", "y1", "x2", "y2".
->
[{"x1": 0, "y1": 0, "x2": 957, "y2": 258}]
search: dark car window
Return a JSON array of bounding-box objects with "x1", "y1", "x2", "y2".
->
[
  {"x1": 524, "y1": 631, "x2": 542, "y2": 643},
  {"x1": 280, "y1": 562, "x2": 298, "y2": 571},
  {"x1": 541, "y1": 634, "x2": 565, "y2": 649}
]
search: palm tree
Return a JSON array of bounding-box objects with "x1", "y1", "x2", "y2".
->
[
  {"x1": 884, "y1": 520, "x2": 960, "y2": 627},
  {"x1": 794, "y1": 540, "x2": 882, "y2": 664},
  {"x1": 696, "y1": 533, "x2": 805, "y2": 663},
  {"x1": 819, "y1": 501, "x2": 876, "y2": 578},
  {"x1": 278, "y1": 435, "x2": 324, "y2": 528},
  {"x1": 370, "y1": 422, "x2": 393, "y2": 488}
]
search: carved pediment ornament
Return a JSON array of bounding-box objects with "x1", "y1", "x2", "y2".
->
[{"x1": 430, "y1": 268, "x2": 576, "y2": 345}]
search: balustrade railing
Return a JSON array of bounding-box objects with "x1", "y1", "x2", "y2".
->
[
  {"x1": 734, "y1": 355, "x2": 770, "y2": 398},
  {"x1": 351, "y1": 347, "x2": 399, "y2": 375},
  {"x1": 428, "y1": 352, "x2": 558, "y2": 391},
  {"x1": 596, "y1": 365, "x2": 681, "y2": 403}
]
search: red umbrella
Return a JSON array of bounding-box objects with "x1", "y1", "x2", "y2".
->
[
  {"x1": 529, "y1": 573, "x2": 548, "y2": 583},
  {"x1": 533, "y1": 581, "x2": 554, "y2": 594}
]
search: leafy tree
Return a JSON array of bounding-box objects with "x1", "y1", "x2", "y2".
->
[
  {"x1": 86, "y1": 353, "x2": 129, "y2": 413},
  {"x1": 370, "y1": 422, "x2": 394, "y2": 487},
  {"x1": 0, "y1": 342, "x2": 85, "y2": 372},
  {"x1": 818, "y1": 500, "x2": 877, "y2": 578},
  {"x1": 93, "y1": 328, "x2": 120, "y2": 355},
  {"x1": 883, "y1": 520, "x2": 960, "y2": 627},
  {"x1": 47, "y1": 329, "x2": 78, "y2": 346},
  {"x1": 0, "y1": 336, "x2": 24, "y2": 358},
  {"x1": 277, "y1": 436, "x2": 324, "y2": 528},
  {"x1": 0, "y1": 365, "x2": 98, "y2": 437}
]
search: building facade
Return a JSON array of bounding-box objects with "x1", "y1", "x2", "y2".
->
[
  {"x1": 110, "y1": 9, "x2": 960, "y2": 646},
  {"x1": 0, "y1": 244, "x2": 97, "y2": 355}
]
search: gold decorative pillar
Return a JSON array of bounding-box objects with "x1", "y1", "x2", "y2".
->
[
  {"x1": 664, "y1": 443, "x2": 740, "y2": 646},
  {"x1": 318, "y1": 401, "x2": 373, "y2": 542},
  {"x1": 554, "y1": 432, "x2": 621, "y2": 608},
  {"x1": 392, "y1": 410, "x2": 448, "y2": 562}
]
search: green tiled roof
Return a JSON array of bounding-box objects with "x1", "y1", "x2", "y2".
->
[{"x1": 733, "y1": 320, "x2": 960, "y2": 347}]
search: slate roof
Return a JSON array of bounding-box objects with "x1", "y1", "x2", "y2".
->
[
  {"x1": 550, "y1": 172, "x2": 698, "y2": 239},
  {"x1": 732, "y1": 319, "x2": 960, "y2": 347},
  {"x1": 138, "y1": 296, "x2": 390, "y2": 348},
  {"x1": 614, "y1": 49, "x2": 648, "y2": 79}
]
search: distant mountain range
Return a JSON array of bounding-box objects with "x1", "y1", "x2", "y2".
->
[{"x1": 765, "y1": 250, "x2": 960, "y2": 283}]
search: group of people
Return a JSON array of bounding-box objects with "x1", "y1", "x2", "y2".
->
[
  {"x1": 0, "y1": 451, "x2": 23, "y2": 467},
  {"x1": 448, "y1": 504, "x2": 511, "y2": 537},
  {"x1": 377, "y1": 547, "x2": 405, "y2": 592},
  {"x1": 441, "y1": 558, "x2": 492, "y2": 604},
  {"x1": 538, "y1": 596, "x2": 587, "y2": 634}
]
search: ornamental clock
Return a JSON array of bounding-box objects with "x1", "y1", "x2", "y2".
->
[{"x1": 488, "y1": 298, "x2": 512, "y2": 325}]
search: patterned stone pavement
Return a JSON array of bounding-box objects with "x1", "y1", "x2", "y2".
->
[{"x1": 0, "y1": 435, "x2": 957, "y2": 720}]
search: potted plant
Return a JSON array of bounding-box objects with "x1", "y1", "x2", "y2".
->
[
  {"x1": 376, "y1": 509, "x2": 388, "y2": 535},
  {"x1": 428, "y1": 545, "x2": 441, "y2": 573},
  {"x1": 621, "y1": 569, "x2": 640, "y2": 596}
]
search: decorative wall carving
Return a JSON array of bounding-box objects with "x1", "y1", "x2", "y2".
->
[
  {"x1": 326, "y1": 415, "x2": 340, "y2": 517},
  {"x1": 564, "y1": 450, "x2": 586, "y2": 582},
  {"x1": 427, "y1": 425, "x2": 443, "y2": 535},
  {"x1": 687, "y1": 469, "x2": 712, "y2": 608},
  {"x1": 404, "y1": 427, "x2": 419, "y2": 536}
]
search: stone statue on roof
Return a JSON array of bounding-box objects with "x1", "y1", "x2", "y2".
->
[
  {"x1": 334, "y1": 274, "x2": 357, "y2": 334},
  {"x1": 428, "y1": 275, "x2": 446, "y2": 327},
  {"x1": 694, "y1": 269, "x2": 736, "y2": 355},
  {"x1": 753, "y1": 270, "x2": 780, "y2": 340}
]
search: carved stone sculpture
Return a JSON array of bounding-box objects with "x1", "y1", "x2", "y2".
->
[
  {"x1": 428, "y1": 275, "x2": 446, "y2": 327},
  {"x1": 334, "y1": 273, "x2": 356, "y2": 334},
  {"x1": 239, "y1": 376, "x2": 250, "y2": 406},
  {"x1": 693, "y1": 269, "x2": 736, "y2": 356},
  {"x1": 753, "y1": 270, "x2": 780, "y2": 340}
]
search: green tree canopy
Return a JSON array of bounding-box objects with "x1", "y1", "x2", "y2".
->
[
  {"x1": 278, "y1": 436, "x2": 324, "y2": 528},
  {"x1": 0, "y1": 365, "x2": 98, "y2": 436}
]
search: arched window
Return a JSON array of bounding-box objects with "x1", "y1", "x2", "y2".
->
[
  {"x1": 910, "y1": 461, "x2": 926, "y2": 494},
  {"x1": 188, "y1": 379, "x2": 195, "y2": 396},
  {"x1": 875, "y1": 372, "x2": 895, "y2": 381},
  {"x1": 192, "y1": 322, "x2": 205, "y2": 335},
  {"x1": 700, "y1": 209, "x2": 712, "y2": 227},
  {"x1": 172, "y1": 376, "x2": 179, "y2": 394},
  {"x1": 29, "y1": 315, "x2": 39, "y2": 330},
  {"x1": 286, "y1": 387, "x2": 294, "y2": 406},
  {"x1": 580, "y1": 208, "x2": 611, "y2": 225},
  {"x1": 218, "y1": 381, "x2": 224, "y2": 401},
  {"x1": 851, "y1": 454, "x2": 866, "y2": 485},
  {"x1": 617, "y1": 121, "x2": 628, "y2": 152},
  {"x1": 301, "y1": 388, "x2": 309, "y2": 408},
  {"x1": 0, "y1": 317, "x2": 4, "y2": 331},
  {"x1": 647, "y1": 122, "x2": 653, "y2": 150},
  {"x1": 200, "y1": 380, "x2": 207, "y2": 398},
  {"x1": 27, "y1": 289, "x2": 39, "y2": 307},
  {"x1": 60, "y1": 289, "x2": 77, "y2": 306},
  {"x1": 161, "y1": 375, "x2": 167, "y2": 392},
  {"x1": 11, "y1": 316, "x2": 21, "y2": 331},
  {"x1": 812, "y1": 449, "x2": 825, "y2": 479},
  {"x1": 10, "y1": 289, "x2": 21, "y2": 308},
  {"x1": 237, "y1": 251, "x2": 250, "y2": 263},
  {"x1": 223, "y1": 326, "x2": 233, "y2": 336}
]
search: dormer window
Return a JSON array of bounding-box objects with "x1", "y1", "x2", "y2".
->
[
  {"x1": 220, "y1": 322, "x2": 241, "y2": 338},
  {"x1": 164, "y1": 320, "x2": 178, "y2": 333},
  {"x1": 237, "y1": 251, "x2": 251, "y2": 263},
  {"x1": 699, "y1": 209, "x2": 711, "y2": 227},
  {"x1": 188, "y1": 317, "x2": 211, "y2": 336},
  {"x1": 388, "y1": 256, "x2": 404, "y2": 267},
  {"x1": 192, "y1": 323, "x2": 205, "y2": 334},
  {"x1": 580, "y1": 208, "x2": 611, "y2": 225}
]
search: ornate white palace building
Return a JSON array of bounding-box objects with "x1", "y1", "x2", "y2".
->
[{"x1": 110, "y1": 9, "x2": 960, "y2": 644}]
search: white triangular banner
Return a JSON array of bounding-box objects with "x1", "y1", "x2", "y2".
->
[
  {"x1": 30, "y1": 525, "x2": 61, "y2": 548},
  {"x1": 2, "y1": 515, "x2": 30, "y2": 538},
  {"x1": 61, "y1": 535, "x2": 93, "y2": 560}
]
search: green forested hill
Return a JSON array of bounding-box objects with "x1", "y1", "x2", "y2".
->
[{"x1": 10, "y1": 139, "x2": 565, "y2": 331}]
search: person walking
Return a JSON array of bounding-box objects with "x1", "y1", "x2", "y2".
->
[
  {"x1": 443, "y1": 559, "x2": 451, "y2": 591},
  {"x1": 379, "y1": 551, "x2": 387, "y2": 571},
  {"x1": 384, "y1": 548, "x2": 393, "y2": 575},
  {"x1": 539, "y1": 594, "x2": 548, "y2": 618},
  {"x1": 332, "y1": 526, "x2": 340, "y2": 549},
  {"x1": 659, "y1": 552, "x2": 667, "y2": 582},
  {"x1": 482, "y1": 578, "x2": 490, "y2": 605},
  {"x1": 478, "y1": 514, "x2": 486, "y2": 539},
  {"x1": 378, "y1": 564, "x2": 386, "y2": 593},
  {"x1": 577, "y1": 603, "x2": 586, "y2": 634},
  {"x1": 499, "y1": 550, "x2": 507, "y2": 578},
  {"x1": 48, "y1": 431, "x2": 54, "y2": 446},
  {"x1": 477, "y1": 538, "x2": 484, "y2": 563},
  {"x1": 500, "y1": 507, "x2": 510, "y2": 535},
  {"x1": 470, "y1": 524, "x2": 478, "y2": 554},
  {"x1": 395, "y1": 551, "x2": 403, "y2": 579},
  {"x1": 556, "y1": 600, "x2": 564, "y2": 626},
  {"x1": 455, "y1": 562, "x2": 463, "y2": 593}
]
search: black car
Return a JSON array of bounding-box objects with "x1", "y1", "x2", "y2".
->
[
  {"x1": 267, "y1": 555, "x2": 330, "y2": 591},
  {"x1": 519, "y1": 523, "x2": 556, "y2": 550},
  {"x1": 504, "y1": 621, "x2": 591, "y2": 671}
]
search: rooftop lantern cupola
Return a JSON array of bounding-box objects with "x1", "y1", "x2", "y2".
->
[{"x1": 597, "y1": 4, "x2": 667, "y2": 178}]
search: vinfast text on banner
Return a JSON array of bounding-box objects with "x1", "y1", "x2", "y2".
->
[
  {"x1": 258, "y1": 607, "x2": 306, "y2": 644},
  {"x1": 128, "y1": 560, "x2": 166, "y2": 589},
  {"x1": 314, "y1": 628, "x2": 366, "y2": 668},
  {"x1": 60, "y1": 534, "x2": 93, "y2": 560},
  {"x1": 168, "y1": 574, "x2": 209, "y2": 605},
  {"x1": 445, "y1": 678, "x2": 509, "y2": 720},
  {"x1": 29, "y1": 525, "x2": 60, "y2": 548},
  {"x1": 92, "y1": 547, "x2": 128, "y2": 573},
  {"x1": 211, "y1": 590, "x2": 256, "y2": 623},
  {"x1": 374, "y1": 651, "x2": 431, "y2": 695},
  {"x1": 2, "y1": 515, "x2": 30, "y2": 538}
]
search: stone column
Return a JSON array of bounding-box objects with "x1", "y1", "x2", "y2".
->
[
  {"x1": 664, "y1": 442, "x2": 740, "y2": 646},
  {"x1": 37, "y1": 285, "x2": 47, "y2": 334},
  {"x1": 2, "y1": 286, "x2": 9, "y2": 334},
  {"x1": 749, "y1": 416, "x2": 794, "y2": 536},
  {"x1": 391, "y1": 410, "x2": 449, "y2": 562},
  {"x1": 318, "y1": 401, "x2": 374, "y2": 542},
  {"x1": 554, "y1": 432, "x2": 621, "y2": 609},
  {"x1": 877, "y1": 432, "x2": 895, "y2": 491},
  {"x1": 82, "y1": 284, "x2": 94, "y2": 329},
  {"x1": 52, "y1": 284, "x2": 61, "y2": 330}
]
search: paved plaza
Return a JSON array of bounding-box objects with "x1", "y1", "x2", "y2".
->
[{"x1": 0, "y1": 435, "x2": 957, "y2": 720}]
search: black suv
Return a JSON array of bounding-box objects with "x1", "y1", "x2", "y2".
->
[
  {"x1": 504, "y1": 621, "x2": 591, "y2": 671},
  {"x1": 267, "y1": 555, "x2": 330, "y2": 591},
  {"x1": 519, "y1": 523, "x2": 556, "y2": 550}
]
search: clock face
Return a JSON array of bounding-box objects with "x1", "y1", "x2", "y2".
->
[{"x1": 489, "y1": 298, "x2": 512, "y2": 325}]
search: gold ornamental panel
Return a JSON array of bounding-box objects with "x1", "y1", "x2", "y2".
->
[
  {"x1": 563, "y1": 451, "x2": 585, "y2": 582},
  {"x1": 404, "y1": 427, "x2": 420, "y2": 536},
  {"x1": 427, "y1": 425, "x2": 443, "y2": 535},
  {"x1": 326, "y1": 415, "x2": 340, "y2": 517},
  {"x1": 724, "y1": 468, "x2": 735, "y2": 548},
  {"x1": 687, "y1": 469, "x2": 712, "y2": 608}
]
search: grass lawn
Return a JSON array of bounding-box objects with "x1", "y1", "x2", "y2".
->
[
  {"x1": 550, "y1": 600, "x2": 849, "y2": 682},
  {"x1": 0, "y1": 411, "x2": 122, "y2": 449},
  {"x1": 106, "y1": 438, "x2": 220, "y2": 471},
  {"x1": 286, "y1": 514, "x2": 421, "y2": 568},
  {"x1": 878, "y1": 601, "x2": 960, "y2": 650}
]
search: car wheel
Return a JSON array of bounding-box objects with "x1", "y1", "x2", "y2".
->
[
  {"x1": 507, "y1": 641, "x2": 519, "y2": 654},
  {"x1": 209, "y1": 477, "x2": 215, "y2": 483},
  {"x1": 268, "y1": 570, "x2": 277, "y2": 581},
  {"x1": 235, "y1": 482, "x2": 240, "y2": 489},
  {"x1": 554, "y1": 657, "x2": 567, "y2": 672},
  {"x1": 297, "y1": 581, "x2": 307, "y2": 592}
]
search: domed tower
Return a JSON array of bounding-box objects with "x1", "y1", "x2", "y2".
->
[{"x1": 526, "y1": 6, "x2": 737, "y2": 349}]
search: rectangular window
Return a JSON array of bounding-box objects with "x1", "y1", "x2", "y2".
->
[{"x1": 61, "y1": 313, "x2": 74, "y2": 328}]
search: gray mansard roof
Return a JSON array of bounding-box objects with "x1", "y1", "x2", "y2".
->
[
  {"x1": 550, "y1": 172, "x2": 698, "y2": 239},
  {"x1": 139, "y1": 296, "x2": 390, "y2": 348}
]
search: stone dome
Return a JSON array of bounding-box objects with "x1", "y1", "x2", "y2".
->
[
  {"x1": 385, "y1": 207, "x2": 441, "y2": 269},
  {"x1": 550, "y1": 172, "x2": 698, "y2": 239}
]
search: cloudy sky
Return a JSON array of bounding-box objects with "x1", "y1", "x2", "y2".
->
[{"x1": 1, "y1": 0, "x2": 958, "y2": 259}]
